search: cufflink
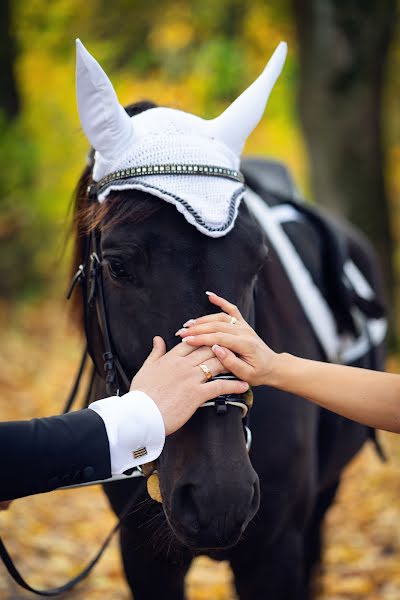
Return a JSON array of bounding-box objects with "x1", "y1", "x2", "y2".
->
[{"x1": 132, "y1": 447, "x2": 147, "y2": 459}]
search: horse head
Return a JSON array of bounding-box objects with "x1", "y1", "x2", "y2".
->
[{"x1": 71, "y1": 40, "x2": 286, "y2": 549}]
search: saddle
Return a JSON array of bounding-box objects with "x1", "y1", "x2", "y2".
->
[{"x1": 241, "y1": 157, "x2": 387, "y2": 366}]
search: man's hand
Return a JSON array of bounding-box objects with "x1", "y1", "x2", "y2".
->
[{"x1": 130, "y1": 336, "x2": 249, "y2": 435}]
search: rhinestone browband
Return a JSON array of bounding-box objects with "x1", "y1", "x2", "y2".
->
[{"x1": 92, "y1": 163, "x2": 245, "y2": 195}]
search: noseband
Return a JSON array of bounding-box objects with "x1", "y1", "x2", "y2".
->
[{"x1": 200, "y1": 373, "x2": 253, "y2": 453}]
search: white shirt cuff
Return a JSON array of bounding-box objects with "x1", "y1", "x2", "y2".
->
[{"x1": 88, "y1": 390, "x2": 165, "y2": 474}]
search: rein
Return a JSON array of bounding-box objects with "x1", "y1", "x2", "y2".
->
[{"x1": 0, "y1": 487, "x2": 138, "y2": 597}]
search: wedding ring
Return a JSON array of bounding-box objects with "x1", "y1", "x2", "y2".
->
[
  {"x1": 199, "y1": 363, "x2": 213, "y2": 380},
  {"x1": 229, "y1": 316, "x2": 237, "y2": 325}
]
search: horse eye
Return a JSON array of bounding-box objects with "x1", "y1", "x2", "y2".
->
[{"x1": 107, "y1": 260, "x2": 130, "y2": 280}]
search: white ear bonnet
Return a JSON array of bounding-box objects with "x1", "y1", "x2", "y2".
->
[{"x1": 76, "y1": 39, "x2": 287, "y2": 237}]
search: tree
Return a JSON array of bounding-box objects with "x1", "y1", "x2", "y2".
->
[
  {"x1": 0, "y1": 0, "x2": 41, "y2": 299},
  {"x1": 293, "y1": 0, "x2": 395, "y2": 301},
  {"x1": 0, "y1": 0, "x2": 20, "y2": 119}
]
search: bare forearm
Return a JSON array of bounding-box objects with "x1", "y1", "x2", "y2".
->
[
  {"x1": 178, "y1": 293, "x2": 400, "y2": 432},
  {"x1": 269, "y1": 354, "x2": 400, "y2": 433}
]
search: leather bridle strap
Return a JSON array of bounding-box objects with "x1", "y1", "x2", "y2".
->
[
  {"x1": 87, "y1": 230, "x2": 130, "y2": 396},
  {"x1": 62, "y1": 344, "x2": 88, "y2": 413}
]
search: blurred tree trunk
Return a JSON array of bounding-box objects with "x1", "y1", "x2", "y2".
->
[
  {"x1": 0, "y1": 0, "x2": 19, "y2": 119},
  {"x1": 293, "y1": 0, "x2": 395, "y2": 301}
]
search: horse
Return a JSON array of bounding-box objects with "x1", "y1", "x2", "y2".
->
[{"x1": 69, "y1": 98, "x2": 387, "y2": 599}]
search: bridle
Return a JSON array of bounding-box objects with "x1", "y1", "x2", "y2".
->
[
  {"x1": 67, "y1": 182, "x2": 254, "y2": 449},
  {"x1": 69, "y1": 187, "x2": 255, "y2": 496},
  {"x1": 0, "y1": 180, "x2": 254, "y2": 596}
]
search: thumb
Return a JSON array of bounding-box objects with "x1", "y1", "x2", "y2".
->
[
  {"x1": 146, "y1": 336, "x2": 167, "y2": 363},
  {"x1": 212, "y1": 345, "x2": 250, "y2": 380}
]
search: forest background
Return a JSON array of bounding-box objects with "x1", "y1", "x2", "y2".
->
[{"x1": 2, "y1": 1, "x2": 400, "y2": 599}]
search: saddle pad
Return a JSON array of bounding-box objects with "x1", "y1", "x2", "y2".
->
[{"x1": 242, "y1": 159, "x2": 387, "y2": 365}]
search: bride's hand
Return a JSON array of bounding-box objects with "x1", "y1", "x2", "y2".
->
[{"x1": 175, "y1": 292, "x2": 278, "y2": 387}]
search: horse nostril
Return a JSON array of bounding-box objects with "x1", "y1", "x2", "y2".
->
[
  {"x1": 172, "y1": 483, "x2": 200, "y2": 532},
  {"x1": 169, "y1": 475, "x2": 261, "y2": 546}
]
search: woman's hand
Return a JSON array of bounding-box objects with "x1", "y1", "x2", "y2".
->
[
  {"x1": 130, "y1": 335, "x2": 249, "y2": 435},
  {"x1": 175, "y1": 292, "x2": 278, "y2": 387}
]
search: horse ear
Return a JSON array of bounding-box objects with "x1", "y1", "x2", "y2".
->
[
  {"x1": 75, "y1": 39, "x2": 134, "y2": 161},
  {"x1": 208, "y1": 42, "x2": 287, "y2": 156}
]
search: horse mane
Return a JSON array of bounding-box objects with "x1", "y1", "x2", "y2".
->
[{"x1": 69, "y1": 100, "x2": 163, "y2": 328}]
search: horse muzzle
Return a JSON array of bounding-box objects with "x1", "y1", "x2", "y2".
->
[{"x1": 165, "y1": 473, "x2": 260, "y2": 549}]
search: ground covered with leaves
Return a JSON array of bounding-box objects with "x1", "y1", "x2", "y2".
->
[{"x1": 1, "y1": 300, "x2": 400, "y2": 600}]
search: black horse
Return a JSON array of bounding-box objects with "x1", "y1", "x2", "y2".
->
[{"x1": 70, "y1": 101, "x2": 386, "y2": 599}]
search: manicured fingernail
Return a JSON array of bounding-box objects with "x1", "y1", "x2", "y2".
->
[
  {"x1": 181, "y1": 336, "x2": 195, "y2": 343},
  {"x1": 212, "y1": 344, "x2": 226, "y2": 358},
  {"x1": 205, "y1": 291, "x2": 215, "y2": 296},
  {"x1": 183, "y1": 318, "x2": 196, "y2": 327},
  {"x1": 175, "y1": 328, "x2": 186, "y2": 336},
  {"x1": 239, "y1": 382, "x2": 249, "y2": 391}
]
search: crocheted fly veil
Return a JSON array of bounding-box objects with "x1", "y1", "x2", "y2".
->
[{"x1": 76, "y1": 39, "x2": 287, "y2": 237}]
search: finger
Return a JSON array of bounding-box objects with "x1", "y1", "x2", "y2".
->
[
  {"x1": 179, "y1": 321, "x2": 242, "y2": 339},
  {"x1": 211, "y1": 345, "x2": 252, "y2": 381},
  {"x1": 195, "y1": 357, "x2": 225, "y2": 382},
  {"x1": 201, "y1": 378, "x2": 249, "y2": 401},
  {"x1": 170, "y1": 338, "x2": 203, "y2": 357},
  {"x1": 182, "y1": 332, "x2": 245, "y2": 354},
  {"x1": 181, "y1": 312, "x2": 233, "y2": 328},
  {"x1": 206, "y1": 292, "x2": 242, "y2": 319},
  {"x1": 185, "y1": 345, "x2": 222, "y2": 366},
  {"x1": 145, "y1": 336, "x2": 167, "y2": 363}
]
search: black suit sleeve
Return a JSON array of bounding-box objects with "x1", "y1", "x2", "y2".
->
[{"x1": 0, "y1": 409, "x2": 112, "y2": 502}]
